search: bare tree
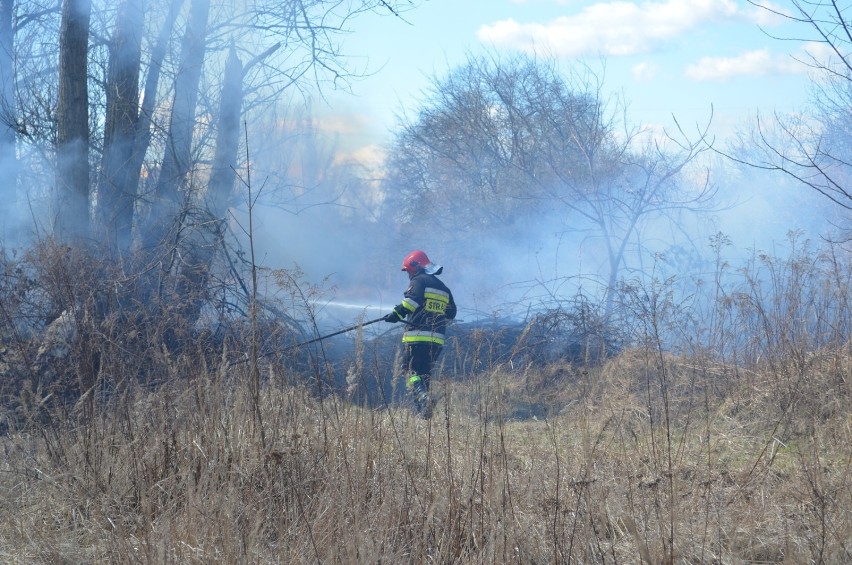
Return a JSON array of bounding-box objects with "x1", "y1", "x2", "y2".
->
[
  {"x1": 139, "y1": 0, "x2": 211, "y2": 253},
  {"x1": 0, "y1": 0, "x2": 420, "y2": 344},
  {"x1": 122, "y1": 0, "x2": 183, "y2": 241},
  {"x1": 2, "y1": 4, "x2": 61, "y2": 150},
  {"x1": 0, "y1": 0, "x2": 16, "y2": 237},
  {"x1": 384, "y1": 53, "x2": 714, "y2": 314},
  {"x1": 96, "y1": 0, "x2": 143, "y2": 256},
  {"x1": 55, "y1": 0, "x2": 92, "y2": 243},
  {"x1": 740, "y1": 1, "x2": 852, "y2": 213},
  {"x1": 173, "y1": 44, "x2": 247, "y2": 326},
  {"x1": 151, "y1": 0, "x2": 420, "y2": 329}
]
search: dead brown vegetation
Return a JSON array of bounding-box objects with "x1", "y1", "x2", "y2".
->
[
  {"x1": 0, "y1": 343, "x2": 848, "y2": 564},
  {"x1": 0, "y1": 238, "x2": 850, "y2": 563}
]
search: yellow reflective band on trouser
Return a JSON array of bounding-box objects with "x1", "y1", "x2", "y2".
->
[
  {"x1": 407, "y1": 375, "x2": 421, "y2": 388},
  {"x1": 402, "y1": 331, "x2": 445, "y2": 345}
]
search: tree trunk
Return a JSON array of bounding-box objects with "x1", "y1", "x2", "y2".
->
[
  {"x1": 0, "y1": 0, "x2": 16, "y2": 240},
  {"x1": 140, "y1": 0, "x2": 209, "y2": 252},
  {"x1": 55, "y1": 0, "x2": 92, "y2": 244},
  {"x1": 97, "y1": 0, "x2": 143, "y2": 257},
  {"x1": 127, "y1": 0, "x2": 183, "y2": 248},
  {"x1": 206, "y1": 46, "x2": 244, "y2": 218},
  {"x1": 175, "y1": 44, "x2": 244, "y2": 327}
]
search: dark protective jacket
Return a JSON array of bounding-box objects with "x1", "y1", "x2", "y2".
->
[{"x1": 390, "y1": 272, "x2": 457, "y2": 345}]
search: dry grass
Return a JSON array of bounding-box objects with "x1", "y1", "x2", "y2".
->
[
  {"x1": 1, "y1": 237, "x2": 850, "y2": 563},
  {"x1": 0, "y1": 344, "x2": 848, "y2": 564}
]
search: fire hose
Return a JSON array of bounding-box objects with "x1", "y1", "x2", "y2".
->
[
  {"x1": 226, "y1": 317, "x2": 403, "y2": 368},
  {"x1": 284, "y1": 316, "x2": 386, "y2": 350},
  {"x1": 228, "y1": 315, "x2": 460, "y2": 367},
  {"x1": 284, "y1": 314, "x2": 463, "y2": 351}
]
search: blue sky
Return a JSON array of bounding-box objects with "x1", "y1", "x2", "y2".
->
[{"x1": 322, "y1": 0, "x2": 824, "y2": 155}]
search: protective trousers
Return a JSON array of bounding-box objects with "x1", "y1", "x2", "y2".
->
[{"x1": 402, "y1": 342, "x2": 442, "y2": 419}]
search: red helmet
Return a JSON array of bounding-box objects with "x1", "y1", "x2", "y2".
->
[
  {"x1": 401, "y1": 250, "x2": 442, "y2": 275},
  {"x1": 401, "y1": 250, "x2": 430, "y2": 274}
]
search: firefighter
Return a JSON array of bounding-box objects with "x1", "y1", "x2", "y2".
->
[{"x1": 383, "y1": 250, "x2": 457, "y2": 419}]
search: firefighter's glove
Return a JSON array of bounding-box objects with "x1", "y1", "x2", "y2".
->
[{"x1": 383, "y1": 312, "x2": 400, "y2": 323}]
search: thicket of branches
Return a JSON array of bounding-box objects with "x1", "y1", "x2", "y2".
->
[
  {"x1": 0, "y1": 0, "x2": 416, "y2": 345},
  {"x1": 739, "y1": 1, "x2": 852, "y2": 218}
]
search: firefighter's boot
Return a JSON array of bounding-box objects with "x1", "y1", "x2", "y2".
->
[{"x1": 407, "y1": 375, "x2": 432, "y2": 420}]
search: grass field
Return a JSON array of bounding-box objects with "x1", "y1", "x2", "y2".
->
[
  {"x1": 1, "y1": 341, "x2": 848, "y2": 564},
  {"x1": 1, "y1": 238, "x2": 851, "y2": 563}
]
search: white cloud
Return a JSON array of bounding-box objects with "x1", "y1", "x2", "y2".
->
[
  {"x1": 685, "y1": 49, "x2": 808, "y2": 81},
  {"x1": 800, "y1": 41, "x2": 840, "y2": 68},
  {"x1": 477, "y1": 0, "x2": 759, "y2": 58},
  {"x1": 631, "y1": 61, "x2": 658, "y2": 81}
]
